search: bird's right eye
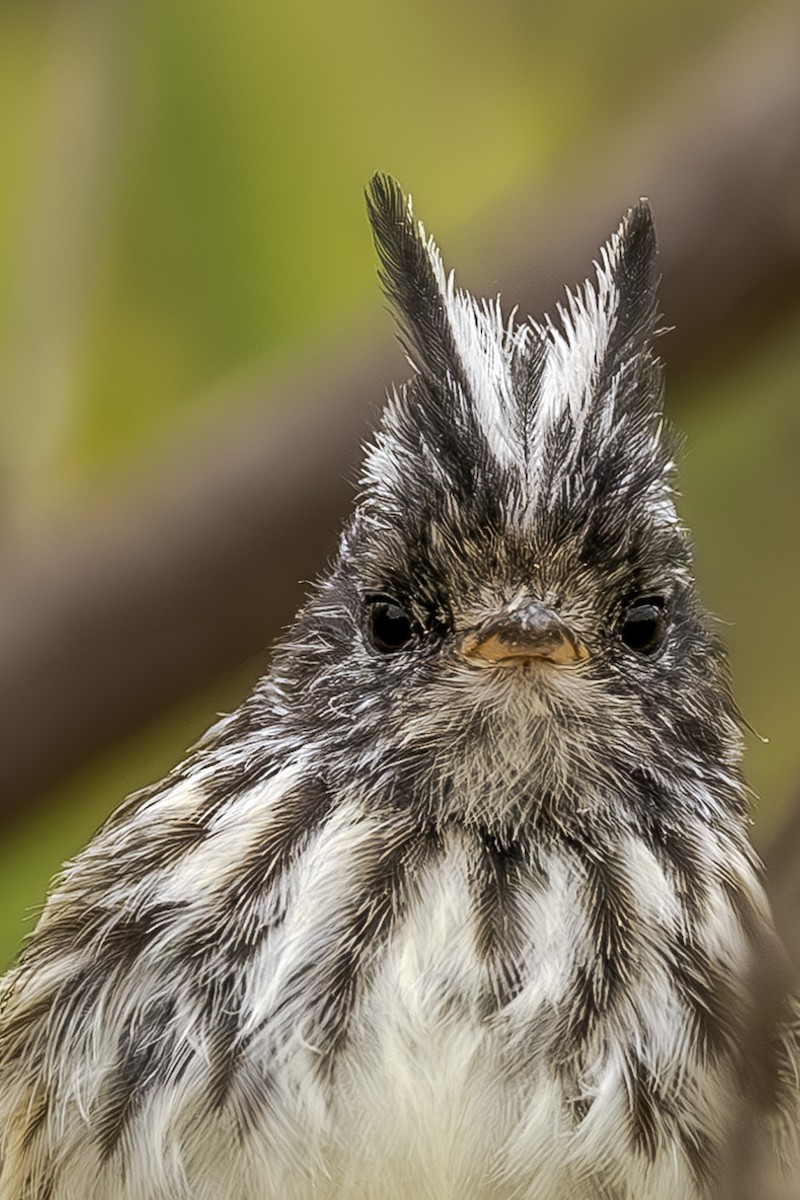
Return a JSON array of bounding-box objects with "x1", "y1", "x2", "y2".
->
[{"x1": 364, "y1": 597, "x2": 417, "y2": 654}]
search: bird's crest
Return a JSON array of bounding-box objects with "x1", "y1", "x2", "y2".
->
[{"x1": 363, "y1": 174, "x2": 673, "y2": 531}]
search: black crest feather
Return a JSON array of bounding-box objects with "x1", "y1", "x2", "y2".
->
[
  {"x1": 599, "y1": 199, "x2": 661, "y2": 396},
  {"x1": 366, "y1": 173, "x2": 468, "y2": 389}
]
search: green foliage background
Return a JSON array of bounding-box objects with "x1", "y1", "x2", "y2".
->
[{"x1": 0, "y1": 0, "x2": 797, "y2": 966}]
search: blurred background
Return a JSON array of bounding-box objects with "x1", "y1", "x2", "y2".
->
[{"x1": 0, "y1": 0, "x2": 799, "y2": 971}]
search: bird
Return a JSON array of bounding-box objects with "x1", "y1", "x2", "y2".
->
[{"x1": 0, "y1": 175, "x2": 797, "y2": 1200}]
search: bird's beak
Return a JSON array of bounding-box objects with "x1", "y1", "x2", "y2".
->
[{"x1": 458, "y1": 603, "x2": 589, "y2": 667}]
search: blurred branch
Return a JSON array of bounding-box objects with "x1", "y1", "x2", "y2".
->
[{"x1": 1, "y1": 7, "x2": 800, "y2": 818}]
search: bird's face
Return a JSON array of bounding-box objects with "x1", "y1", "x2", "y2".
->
[
  {"x1": 282, "y1": 440, "x2": 735, "y2": 832},
  {"x1": 272, "y1": 178, "x2": 741, "y2": 828}
]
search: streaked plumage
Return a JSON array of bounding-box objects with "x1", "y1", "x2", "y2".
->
[{"x1": 0, "y1": 176, "x2": 796, "y2": 1199}]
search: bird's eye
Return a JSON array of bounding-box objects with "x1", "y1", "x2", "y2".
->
[
  {"x1": 620, "y1": 597, "x2": 666, "y2": 655},
  {"x1": 365, "y1": 597, "x2": 417, "y2": 654}
]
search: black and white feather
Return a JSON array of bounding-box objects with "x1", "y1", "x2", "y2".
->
[{"x1": 0, "y1": 175, "x2": 797, "y2": 1200}]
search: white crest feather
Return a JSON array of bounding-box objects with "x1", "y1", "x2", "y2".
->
[
  {"x1": 421, "y1": 224, "x2": 519, "y2": 469},
  {"x1": 528, "y1": 238, "x2": 622, "y2": 463}
]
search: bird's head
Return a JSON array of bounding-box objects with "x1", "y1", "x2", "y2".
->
[{"x1": 271, "y1": 176, "x2": 743, "y2": 830}]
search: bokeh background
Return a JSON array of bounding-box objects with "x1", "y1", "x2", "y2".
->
[{"x1": 0, "y1": 0, "x2": 799, "y2": 969}]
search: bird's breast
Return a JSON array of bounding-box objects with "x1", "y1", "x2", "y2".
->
[{"x1": 261, "y1": 825, "x2": 715, "y2": 1200}]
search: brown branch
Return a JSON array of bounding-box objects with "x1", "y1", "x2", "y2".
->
[{"x1": 1, "y1": 8, "x2": 800, "y2": 818}]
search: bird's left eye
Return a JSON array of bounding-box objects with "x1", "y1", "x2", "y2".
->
[
  {"x1": 620, "y1": 597, "x2": 666, "y2": 655},
  {"x1": 364, "y1": 598, "x2": 417, "y2": 654}
]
